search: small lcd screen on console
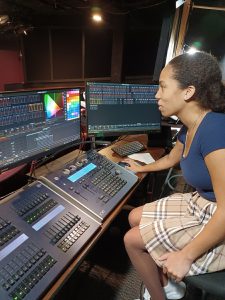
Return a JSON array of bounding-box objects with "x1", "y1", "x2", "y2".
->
[
  {"x1": 0, "y1": 88, "x2": 81, "y2": 171},
  {"x1": 68, "y1": 163, "x2": 96, "y2": 183},
  {"x1": 86, "y1": 82, "x2": 161, "y2": 137}
]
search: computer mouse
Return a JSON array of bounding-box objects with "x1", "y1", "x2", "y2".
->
[{"x1": 118, "y1": 161, "x2": 131, "y2": 168}]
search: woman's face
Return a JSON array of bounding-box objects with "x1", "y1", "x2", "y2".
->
[{"x1": 155, "y1": 64, "x2": 186, "y2": 118}]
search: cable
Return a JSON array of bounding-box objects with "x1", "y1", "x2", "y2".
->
[{"x1": 27, "y1": 160, "x2": 38, "y2": 183}]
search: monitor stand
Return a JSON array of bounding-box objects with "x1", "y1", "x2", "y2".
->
[
  {"x1": 90, "y1": 136, "x2": 96, "y2": 149},
  {"x1": 89, "y1": 136, "x2": 112, "y2": 150}
]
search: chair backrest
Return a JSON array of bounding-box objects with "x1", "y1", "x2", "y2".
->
[{"x1": 184, "y1": 270, "x2": 225, "y2": 300}]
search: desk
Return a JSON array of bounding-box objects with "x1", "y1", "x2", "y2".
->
[
  {"x1": 10, "y1": 135, "x2": 163, "y2": 300},
  {"x1": 39, "y1": 135, "x2": 164, "y2": 299},
  {"x1": 99, "y1": 134, "x2": 165, "y2": 168}
]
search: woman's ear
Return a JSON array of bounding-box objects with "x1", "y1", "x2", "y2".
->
[{"x1": 184, "y1": 85, "x2": 195, "y2": 101}]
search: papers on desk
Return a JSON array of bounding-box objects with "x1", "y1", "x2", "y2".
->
[{"x1": 128, "y1": 153, "x2": 155, "y2": 164}]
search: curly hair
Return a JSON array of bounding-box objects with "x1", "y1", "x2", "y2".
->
[{"x1": 168, "y1": 51, "x2": 225, "y2": 112}]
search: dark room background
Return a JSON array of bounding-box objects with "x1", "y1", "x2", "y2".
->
[
  {"x1": 0, "y1": 0, "x2": 224, "y2": 91},
  {"x1": 0, "y1": 2, "x2": 174, "y2": 91}
]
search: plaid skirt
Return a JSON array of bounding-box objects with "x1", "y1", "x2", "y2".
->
[{"x1": 139, "y1": 192, "x2": 225, "y2": 276}]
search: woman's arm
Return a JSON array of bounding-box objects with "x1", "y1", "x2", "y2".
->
[
  {"x1": 124, "y1": 140, "x2": 184, "y2": 173},
  {"x1": 160, "y1": 148, "x2": 225, "y2": 281}
]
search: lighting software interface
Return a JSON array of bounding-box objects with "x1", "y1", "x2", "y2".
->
[
  {"x1": 0, "y1": 88, "x2": 80, "y2": 171},
  {"x1": 86, "y1": 82, "x2": 161, "y2": 136}
]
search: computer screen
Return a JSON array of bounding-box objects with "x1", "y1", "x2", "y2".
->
[
  {"x1": 0, "y1": 87, "x2": 81, "y2": 172},
  {"x1": 86, "y1": 82, "x2": 161, "y2": 137}
]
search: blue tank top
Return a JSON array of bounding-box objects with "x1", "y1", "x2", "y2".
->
[{"x1": 178, "y1": 112, "x2": 225, "y2": 201}]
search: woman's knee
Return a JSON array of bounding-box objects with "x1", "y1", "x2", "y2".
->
[
  {"x1": 124, "y1": 226, "x2": 144, "y2": 251},
  {"x1": 128, "y1": 206, "x2": 143, "y2": 227}
]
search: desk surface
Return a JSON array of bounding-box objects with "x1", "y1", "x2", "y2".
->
[
  {"x1": 99, "y1": 134, "x2": 164, "y2": 166},
  {"x1": 35, "y1": 135, "x2": 164, "y2": 300}
]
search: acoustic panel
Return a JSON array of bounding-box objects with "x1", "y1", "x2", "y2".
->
[
  {"x1": 51, "y1": 28, "x2": 82, "y2": 79},
  {"x1": 84, "y1": 29, "x2": 112, "y2": 78},
  {"x1": 23, "y1": 29, "x2": 51, "y2": 81}
]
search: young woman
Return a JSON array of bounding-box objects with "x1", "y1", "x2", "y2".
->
[{"x1": 123, "y1": 51, "x2": 225, "y2": 300}]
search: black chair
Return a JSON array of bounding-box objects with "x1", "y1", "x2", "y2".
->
[
  {"x1": 184, "y1": 270, "x2": 225, "y2": 300},
  {"x1": 154, "y1": 148, "x2": 225, "y2": 300}
]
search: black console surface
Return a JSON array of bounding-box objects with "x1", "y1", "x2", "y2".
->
[
  {"x1": 0, "y1": 181, "x2": 100, "y2": 300},
  {"x1": 41, "y1": 150, "x2": 139, "y2": 222}
]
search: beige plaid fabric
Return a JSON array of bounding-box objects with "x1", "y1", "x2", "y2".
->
[{"x1": 139, "y1": 192, "x2": 225, "y2": 276}]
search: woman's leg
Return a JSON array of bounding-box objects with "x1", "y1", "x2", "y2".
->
[
  {"x1": 128, "y1": 205, "x2": 144, "y2": 228},
  {"x1": 124, "y1": 226, "x2": 166, "y2": 300},
  {"x1": 125, "y1": 194, "x2": 192, "y2": 299},
  {"x1": 128, "y1": 206, "x2": 168, "y2": 286}
]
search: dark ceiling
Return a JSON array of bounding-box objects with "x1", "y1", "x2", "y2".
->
[
  {"x1": 0, "y1": 0, "x2": 172, "y2": 18},
  {"x1": 0, "y1": 0, "x2": 223, "y2": 35},
  {"x1": 0, "y1": 0, "x2": 174, "y2": 33},
  {"x1": 0, "y1": 0, "x2": 176, "y2": 34},
  {"x1": 0, "y1": 0, "x2": 223, "y2": 19}
]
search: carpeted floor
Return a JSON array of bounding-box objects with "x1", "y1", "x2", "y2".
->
[{"x1": 54, "y1": 208, "x2": 142, "y2": 300}]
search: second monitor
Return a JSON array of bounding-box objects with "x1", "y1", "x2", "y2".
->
[{"x1": 86, "y1": 82, "x2": 161, "y2": 137}]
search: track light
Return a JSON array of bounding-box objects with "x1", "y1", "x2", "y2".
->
[{"x1": 91, "y1": 7, "x2": 103, "y2": 23}]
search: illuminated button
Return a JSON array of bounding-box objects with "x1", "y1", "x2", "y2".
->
[
  {"x1": 54, "y1": 177, "x2": 59, "y2": 181},
  {"x1": 11, "y1": 294, "x2": 19, "y2": 300}
]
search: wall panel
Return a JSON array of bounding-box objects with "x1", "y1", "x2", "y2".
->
[
  {"x1": 23, "y1": 29, "x2": 51, "y2": 81},
  {"x1": 84, "y1": 29, "x2": 112, "y2": 78},
  {"x1": 51, "y1": 28, "x2": 82, "y2": 79}
]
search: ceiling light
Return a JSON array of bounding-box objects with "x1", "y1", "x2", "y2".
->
[
  {"x1": 186, "y1": 47, "x2": 199, "y2": 55},
  {"x1": 183, "y1": 44, "x2": 200, "y2": 55},
  {"x1": 92, "y1": 13, "x2": 102, "y2": 22},
  {"x1": 91, "y1": 6, "x2": 103, "y2": 23}
]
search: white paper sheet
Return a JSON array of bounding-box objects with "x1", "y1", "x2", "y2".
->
[{"x1": 128, "y1": 153, "x2": 155, "y2": 164}]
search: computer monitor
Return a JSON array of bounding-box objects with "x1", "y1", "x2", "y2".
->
[
  {"x1": 86, "y1": 82, "x2": 161, "y2": 137},
  {"x1": 0, "y1": 87, "x2": 81, "y2": 172}
]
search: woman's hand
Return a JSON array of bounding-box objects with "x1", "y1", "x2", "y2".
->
[
  {"x1": 158, "y1": 250, "x2": 193, "y2": 282},
  {"x1": 123, "y1": 158, "x2": 145, "y2": 173}
]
